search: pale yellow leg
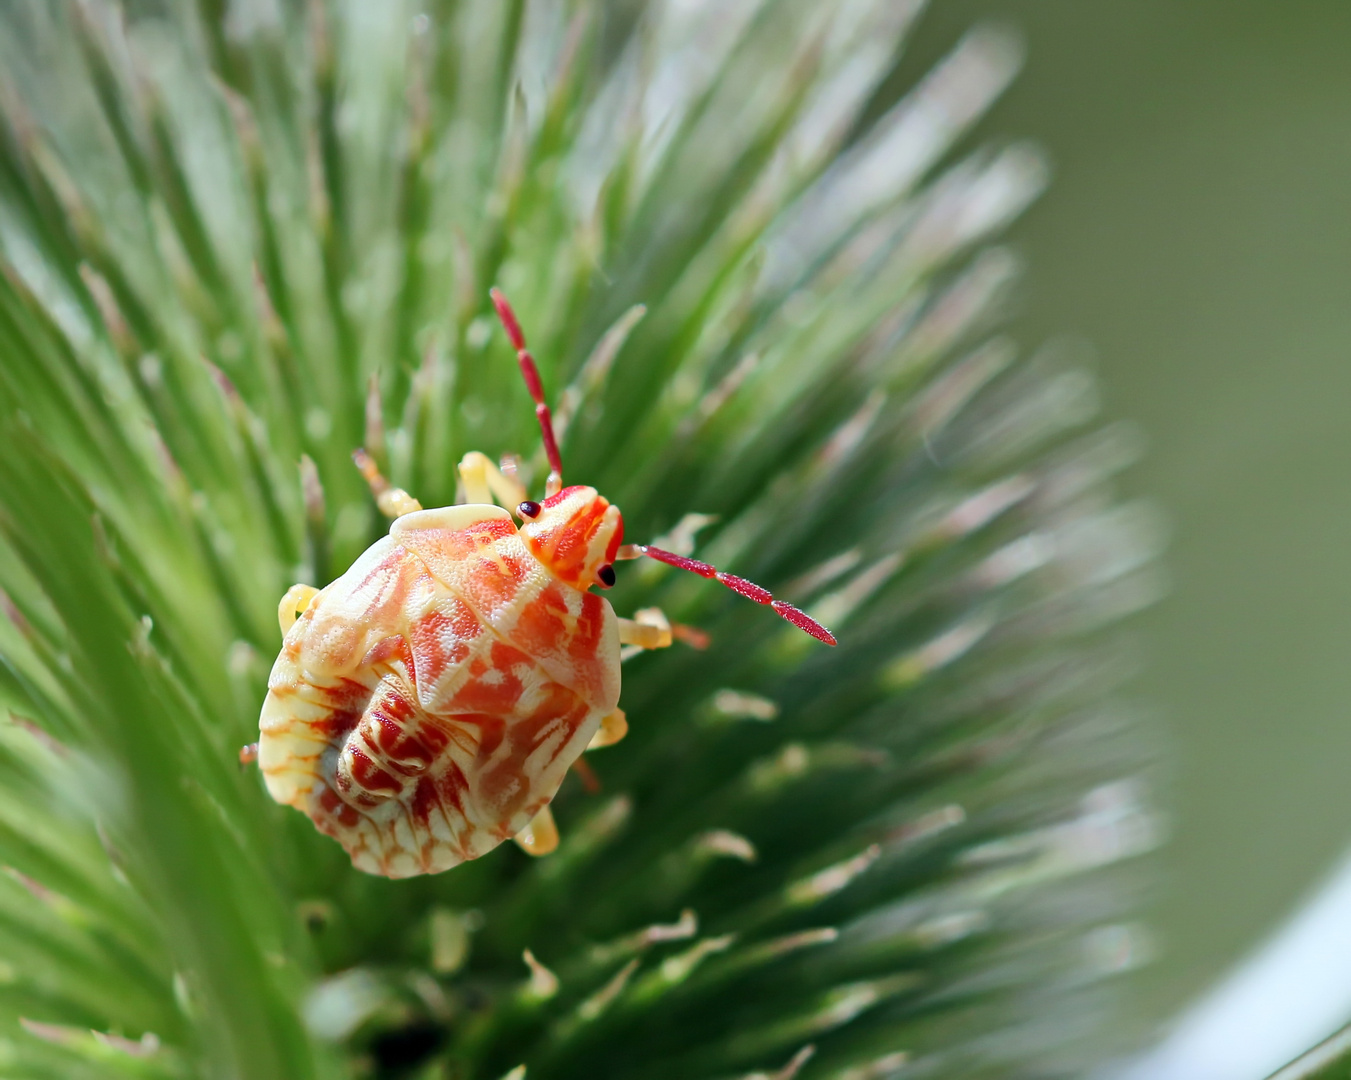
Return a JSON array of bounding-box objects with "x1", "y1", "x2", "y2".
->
[
  {"x1": 619, "y1": 608, "x2": 674, "y2": 650},
  {"x1": 353, "y1": 448, "x2": 422, "y2": 518},
  {"x1": 514, "y1": 804, "x2": 559, "y2": 856},
  {"x1": 278, "y1": 584, "x2": 320, "y2": 634},
  {"x1": 620, "y1": 607, "x2": 710, "y2": 660},
  {"x1": 588, "y1": 708, "x2": 629, "y2": 749},
  {"x1": 458, "y1": 450, "x2": 529, "y2": 509}
]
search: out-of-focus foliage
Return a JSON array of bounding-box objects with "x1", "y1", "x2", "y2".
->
[{"x1": 0, "y1": 2, "x2": 1159, "y2": 1078}]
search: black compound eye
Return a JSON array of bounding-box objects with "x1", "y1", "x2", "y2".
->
[
  {"x1": 597, "y1": 564, "x2": 616, "y2": 588},
  {"x1": 517, "y1": 500, "x2": 541, "y2": 519}
]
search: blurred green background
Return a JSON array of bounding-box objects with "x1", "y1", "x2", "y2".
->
[{"x1": 903, "y1": 0, "x2": 1351, "y2": 1026}]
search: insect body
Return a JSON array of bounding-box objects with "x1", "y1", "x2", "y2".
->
[{"x1": 255, "y1": 291, "x2": 834, "y2": 878}]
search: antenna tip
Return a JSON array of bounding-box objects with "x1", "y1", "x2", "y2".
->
[{"x1": 771, "y1": 601, "x2": 837, "y2": 646}]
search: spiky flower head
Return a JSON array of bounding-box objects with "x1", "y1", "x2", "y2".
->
[{"x1": 0, "y1": 3, "x2": 1159, "y2": 1078}]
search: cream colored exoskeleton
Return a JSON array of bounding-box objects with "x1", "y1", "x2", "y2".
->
[{"x1": 248, "y1": 290, "x2": 836, "y2": 879}]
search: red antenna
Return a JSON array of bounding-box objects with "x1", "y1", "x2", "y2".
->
[
  {"x1": 491, "y1": 288, "x2": 563, "y2": 496},
  {"x1": 622, "y1": 545, "x2": 837, "y2": 646},
  {"x1": 490, "y1": 288, "x2": 835, "y2": 648}
]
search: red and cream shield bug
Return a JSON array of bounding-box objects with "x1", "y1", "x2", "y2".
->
[{"x1": 250, "y1": 290, "x2": 835, "y2": 878}]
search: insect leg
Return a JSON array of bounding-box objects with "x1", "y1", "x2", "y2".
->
[
  {"x1": 587, "y1": 709, "x2": 628, "y2": 749},
  {"x1": 458, "y1": 450, "x2": 529, "y2": 509},
  {"x1": 352, "y1": 448, "x2": 423, "y2": 517},
  {"x1": 619, "y1": 608, "x2": 710, "y2": 657},
  {"x1": 619, "y1": 608, "x2": 672, "y2": 650},
  {"x1": 277, "y1": 583, "x2": 320, "y2": 634},
  {"x1": 514, "y1": 804, "x2": 559, "y2": 856}
]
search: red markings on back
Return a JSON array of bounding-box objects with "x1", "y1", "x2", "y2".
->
[
  {"x1": 571, "y1": 594, "x2": 605, "y2": 657},
  {"x1": 513, "y1": 582, "x2": 570, "y2": 654},
  {"x1": 430, "y1": 517, "x2": 518, "y2": 562},
  {"x1": 445, "y1": 642, "x2": 527, "y2": 714},
  {"x1": 490, "y1": 640, "x2": 531, "y2": 673},
  {"x1": 524, "y1": 683, "x2": 585, "y2": 734},
  {"x1": 409, "y1": 599, "x2": 481, "y2": 690},
  {"x1": 467, "y1": 554, "x2": 525, "y2": 610},
  {"x1": 474, "y1": 517, "x2": 517, "y2": 541}
]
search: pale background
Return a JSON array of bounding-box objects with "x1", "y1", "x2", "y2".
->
[{"x1": 900, "y1": 0, "x2": 1351, "y2": 1029}]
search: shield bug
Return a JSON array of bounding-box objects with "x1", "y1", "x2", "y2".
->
[{"x1": 252, "y1": 290, "x2": 835, "y2": 878}]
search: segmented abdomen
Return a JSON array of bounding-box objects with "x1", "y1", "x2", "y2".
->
[{"x1": 258, "y1": 510, "x2": 619, "y2": 878}]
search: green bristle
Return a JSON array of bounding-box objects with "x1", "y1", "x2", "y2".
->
[{"x1": 0, "y1": 3, "x2": 1158, "y2": 1078}]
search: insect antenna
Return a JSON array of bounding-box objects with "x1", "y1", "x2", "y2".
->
[
  {"x1": 490, "y1": 288, "x2": 564, "y2": 496},
  {"x1": 618, "y1": 544, "x2": 837, "y2": 646}
]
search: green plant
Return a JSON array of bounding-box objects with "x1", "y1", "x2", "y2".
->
[{"x1": 0, "y1": 2, "x2": 1159, "y2": 1077}]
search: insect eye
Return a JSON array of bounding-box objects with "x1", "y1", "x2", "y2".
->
[
  {"x1": 597, "y1": 564, "x2": 616, "y2": 588},
  {"x1": 517, "y1": 500, "x2": 541, "y2": 519}
]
